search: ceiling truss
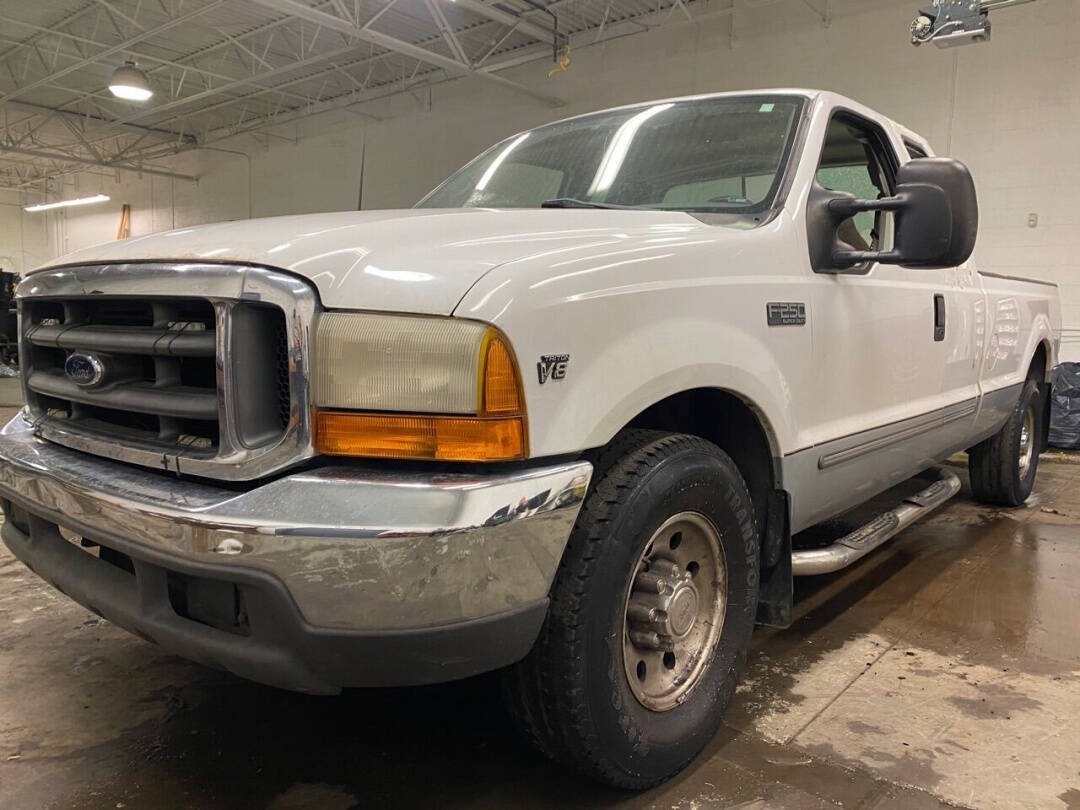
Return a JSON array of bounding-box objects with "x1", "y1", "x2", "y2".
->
[{"x1": 0, "y1": 0, "x2": 809, "y2": 192}]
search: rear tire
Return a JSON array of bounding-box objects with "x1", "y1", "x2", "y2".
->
[
  {"x1": 502, "y1": 430, "x2": 759, "y2": 789},
  {"x1": 969, "y1": 378, "x2": 1042, "y2": 506}
]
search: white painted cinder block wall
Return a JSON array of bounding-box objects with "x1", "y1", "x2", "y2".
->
[{"x1": 2, "y1": 0, "x2": 1078, "y2": 358}]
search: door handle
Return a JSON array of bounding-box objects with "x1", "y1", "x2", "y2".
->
[{"x1": 933, "y1": 294, "x2": 946, "y2": 342}]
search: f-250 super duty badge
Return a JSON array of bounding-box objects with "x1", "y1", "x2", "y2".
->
[
  {"x1": 766, "y1": 302, "x2": 806, "y2": 326},
  {"x1": 538, "y1": 354, "x2": 569, "y2": 384}
]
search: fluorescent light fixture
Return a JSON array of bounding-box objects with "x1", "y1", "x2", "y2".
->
[
  {"x1": 588, "y1": 103, "x2": 674, "y2": 195},
  {"x1": 24, "y1": 194, "x2": 110, "y2": 213},
  {"x1": 109, "y1": 61, "x2": 153, "y2": 101}
]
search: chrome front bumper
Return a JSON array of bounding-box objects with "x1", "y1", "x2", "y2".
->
[{"x1": 0, "y1": 412, "x2": 591, "y2": 691}]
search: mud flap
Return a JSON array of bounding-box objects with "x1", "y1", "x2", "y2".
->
[{"x1": 755, "y1": 488, "x2": 792, "y2": 628}]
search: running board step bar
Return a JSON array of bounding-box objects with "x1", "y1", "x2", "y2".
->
[{"x1": 792, "y1": 468, "x2": 962, "y2": 576}]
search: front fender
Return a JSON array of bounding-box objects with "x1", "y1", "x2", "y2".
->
[
  {"x1": 573, "y1": 333, "x2": 792, "y2": 457},
  {"x1": 454, "y1": 225, "x2": 810, "y2": 459}
]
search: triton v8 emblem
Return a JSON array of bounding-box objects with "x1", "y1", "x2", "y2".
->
[
  {"x1": 64, "y1": 353, "x2": 106, "y2": 387},
  {"x1": 537, "y1": 354, "x2": 569, "y2": 384}
]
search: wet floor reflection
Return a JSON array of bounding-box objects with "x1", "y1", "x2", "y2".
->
[{"x1": 3, "y1": 460, "x2": 1079, "y2": 809}]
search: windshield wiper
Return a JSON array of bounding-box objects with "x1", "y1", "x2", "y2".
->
[{"x1": 540, "y1": 197, "x2": 643, "y2": 210}]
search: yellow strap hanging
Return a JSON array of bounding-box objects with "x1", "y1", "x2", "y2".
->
[{"x1": 548, "y1": 43, "x2": 571, "y2": 77}]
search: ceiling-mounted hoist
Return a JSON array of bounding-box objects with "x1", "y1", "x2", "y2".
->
[{"x1": 911, "y1": 0, "x2": 1041, "y2": 47}]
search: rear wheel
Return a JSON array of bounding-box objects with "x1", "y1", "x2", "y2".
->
[
  {"x1": 969, "y1": 378, "x2": 1043, "y2": 506},
  {"x1": 502, "y1": 430, "x2": 759, "y2": 789}
]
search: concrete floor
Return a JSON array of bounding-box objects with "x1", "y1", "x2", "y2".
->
[{"x1": 2, "y1": 381, "x2": 1079, "y2": 809}]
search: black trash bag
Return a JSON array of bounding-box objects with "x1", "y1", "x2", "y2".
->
[{"x1": 1049, "y1": 362, "x2": 1080, "y2": 450}]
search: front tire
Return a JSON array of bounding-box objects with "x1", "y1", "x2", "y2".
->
[
  {"x1": 969, "y1": 378, "x2": 1043, "y2": 506},
  {"x1": 502, "y1": 430, "x2": 759, "y2": 789}
]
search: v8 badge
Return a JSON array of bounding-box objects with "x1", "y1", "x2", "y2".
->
[{"x1": 537, "y1": 354, "x2": 569, "y2": 384}]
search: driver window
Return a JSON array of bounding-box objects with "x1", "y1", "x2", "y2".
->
[{"x1": 816, "y1": 115, "x2": 897, "y2": 253}]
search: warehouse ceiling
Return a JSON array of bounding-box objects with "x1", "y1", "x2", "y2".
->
[{"x1": 0, "y1": 0, "x2": 807, "y2": 192}]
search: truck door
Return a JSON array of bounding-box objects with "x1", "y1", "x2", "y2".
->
[
  {"x1": 796, "y1": 111, "x2": 980, "y2": 528},
  {"x1": 900, "y1": 138, "x2": 985, "y2": 449}
]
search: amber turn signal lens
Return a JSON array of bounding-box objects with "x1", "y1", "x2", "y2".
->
[
  {"x1": 315, "y1": 411, "x2": 526, "y2": 461},
  {"x1": 481, "y1": 332, "x2": 524, "y2": 415}
]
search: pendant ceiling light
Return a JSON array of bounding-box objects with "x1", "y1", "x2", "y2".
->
[{"x1": 109, "y1": 61, "x2": 153, "y2": 102}]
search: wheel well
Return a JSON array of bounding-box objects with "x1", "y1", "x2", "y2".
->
[
  {"x1": 1029, "y1": 342, "x2": 1052, "y2": 452},
  {"x1": 1029, "y1": 342, "x2": 1049, "y2": 382},
  {"x1": 625, "y1": 388, "x2": 777, "y2": 535},
  {"x1": 621, "y1": 388, "x2": 792, "y2": 627}
]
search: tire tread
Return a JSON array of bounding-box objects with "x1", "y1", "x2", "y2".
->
[
  {"x1": 503, "y1": 429, "x2": 756, "y2": 789},
  {"x1": 968, "y1": 379, "x2": 1040, "y2": 506}
]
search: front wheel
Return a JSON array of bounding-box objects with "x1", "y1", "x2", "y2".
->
[
  {"x1": 502, "y1": 430, "x2": 759, "y2": 789},
  {"x1": 969, "y1": 378, "x2": 1043, "y2": 506}
]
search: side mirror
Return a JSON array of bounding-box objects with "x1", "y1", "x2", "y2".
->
[{"x1": 808, "y1": 157, "x2": 979, "y2": 272}]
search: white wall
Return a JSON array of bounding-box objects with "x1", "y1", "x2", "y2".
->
[{"x1": 2, "y1": 0, "x2": 1078, "y2": 358}]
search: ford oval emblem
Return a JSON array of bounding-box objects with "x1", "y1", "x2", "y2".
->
[{"x1": 64, "y1": 353, "x2": 105, "y2": 387}]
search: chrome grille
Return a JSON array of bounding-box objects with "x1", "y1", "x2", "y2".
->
[
  {"x1": 17, "y1": 264, "x2": 316, "y2": 481},
  {"x1": 24, "y1": 297, "x2": 221, "y2": 453}
]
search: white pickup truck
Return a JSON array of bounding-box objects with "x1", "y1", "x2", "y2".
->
[{"x1": 0, "y1": 89, "x2": 1060, "y2": 788}]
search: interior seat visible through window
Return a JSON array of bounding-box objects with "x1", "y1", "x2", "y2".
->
[{"x1": 815, "y1": 114, "x2": 897, "y2": 255}]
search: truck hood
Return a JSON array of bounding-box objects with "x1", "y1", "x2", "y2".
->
[{"x1": 35, "y1": 208, "x2": 712, "y2": 315}]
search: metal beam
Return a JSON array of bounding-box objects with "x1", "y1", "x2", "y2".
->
[
  {"x1": 98, "y1": 43, "x2": 368, "y2": 130},
  {"x1": 0, "y1": 15, "x2": 339, "y2": 110},
  {"x1": 1, "y1": 0, "x2": 754, "y2": 187},
  {"x1": 980, "y1": 0, "x2": 1040, "y2": 9},
  {"x1": 0, "y1": 99, "x2": 195, "y2": 143},
  {"x1": 480, "y1": 0, "x2": 791, "y2": 73},
  {"x1": 0, "y1": 0, "x2": 553, "y2": 165},
  {"x1": 0, "y1": 0, "x2": 414, "y2": 158},
  {"x1": 0, "y1": 162, "x2": 108, "y2": 190},
  {"x1": 195, "y1": 69, "x2": 438, "y2": 145},
  {"x1": 424, "y1": 0, "x2": 471, "y2": 65},
  {"x1": 0, "y1": 4, "x2": 349, "y2": 155},
  {"x1": 0, "y1": 1, "x2": 227, "y2": 106},
  {"x1": 0, "y1": 5, "x2": 101, "y2": 66},
  {"x1": 0, "y1": 145, "x2": 198, "y2": 182},
  {"x1": 246, "y1": 0, "x2": 563, "y2": 107},
  {"x1": 452, "y1": 0, "x2": 555, "y2": 42},
  {"x1": 60, "y1": 117, "x2": 106, "y2": 163},
  {"x1": 144, "y1": 47, "x2": 391, "y2": 132}
]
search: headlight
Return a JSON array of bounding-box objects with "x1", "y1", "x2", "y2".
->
[{"x1": 313, "y1": 313, "x2": 527, "y2": 461}]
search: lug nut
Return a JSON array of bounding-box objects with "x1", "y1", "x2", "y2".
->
[
  {"x1": 649, "y1": 558, "x2": 682, "y2": 579},
  {"x1": 633, "y1": 570, "x2": 666, "y2": 594},
  {"x1": 627, "y1": 599, "x2": 660, "y2": 624},
  {"x1": 629, "y1": 629, "x2": 662, "y2": 649}
]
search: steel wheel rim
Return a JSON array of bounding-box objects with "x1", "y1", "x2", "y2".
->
[
  {"x1": 621, "y1": 511, "x2": 727, "y2": 712},
  {"x1": 1018, "y1": 403, "x2": 1035, "y2": 477}
]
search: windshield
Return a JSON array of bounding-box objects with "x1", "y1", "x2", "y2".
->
[{"x1": 417, "y1": 95, "x2": 804, "y2": 214}]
